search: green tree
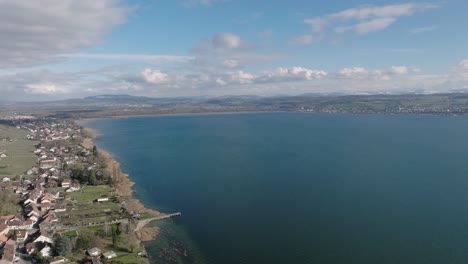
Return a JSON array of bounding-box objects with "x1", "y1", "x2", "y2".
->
[
  {"x1": 93, "y1": 145, "x2": 98, "y2": 156},
  {"x1": 31, "y1": 252, "x2": 47, "y2": 264},
  {"x1": 89, "y1": 169, "x2": 97, "y2": 186},
  {"x1": 55, "y1": 235, "x2": 72, "y2": 256},
  {"x1": 75, "y1": 230, "x2": 93, "y2": 251}
]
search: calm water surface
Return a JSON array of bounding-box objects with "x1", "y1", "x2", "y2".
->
[{"x1": 86, "y1": 113, "x2": 468, "y2": 264}]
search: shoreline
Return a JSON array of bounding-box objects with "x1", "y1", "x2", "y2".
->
[
  {"x1": 80, "y1": 124, "x2": 164, "y2": 245},
  {"x1": 76, "y1": 110, "x2": 286, "y2": 122}
]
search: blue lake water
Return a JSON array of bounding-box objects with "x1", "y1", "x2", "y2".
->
[{"x1": 85, "y1": 113, "x2": 468, "y2": 264}]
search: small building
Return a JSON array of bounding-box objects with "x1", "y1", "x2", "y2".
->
[
  {"x1": 49, "y1": 257, "x2": 67, "y2": 264},
  {"x1": 16, "y1": 230, "x2": 28, "y2": 243},
  {"x1": 87, "y1": 247, "x2": 102, "y2": 257},
  {"x1": 96, "y1": 198, "x2": 109, "y2": 203},
  {"x1": 102, "y1": 251, "x2": 117, "y2": 259},
  {"x1": 40, "y1": 243, "x2": 53, "y2": 257},
  {"x1": 2, "y1": 177, "x2": 10, "y2": 183},
  {"x1": 34, "y1": 230, "x2": 53, "y2": 244},
  {"x1": 61, "y1": 179, "x2": 71, "y2": 188}
]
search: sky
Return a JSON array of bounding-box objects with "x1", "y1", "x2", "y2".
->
[{"x1": 1, "y1": 0, "x2": 468, "y2": 101}]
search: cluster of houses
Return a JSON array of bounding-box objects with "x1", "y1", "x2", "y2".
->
[
  {"x1": 18, "y1": 120, "x2": 81, "y2": 142},
  {"x1": 0, "y1": 120, "x2": 87, "y2": 263}
]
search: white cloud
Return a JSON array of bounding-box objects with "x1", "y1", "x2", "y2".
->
[
  {"x1": 388, "y1": 66, "x2": 409, "y2": 75},
  {"x1": 213, "y1": 33, "x2": 244, "y2": 50},
  {"x1": 339, "y1": 66, "x2": 409, "y2": 80},
  {"x1": 260, "y1": 67, "x2": 327, "y2": 82},
  {"x1": 25, "y1": 84, "x2": 66, "y2": 94},
  {"x1": 222, "y1": 59, "x2": 240, "y2": 68},
  {"x1": 142, "y1": 69, "x2": 169, "y2": 84},
  {"x1": 304, "y1": 3, "x2": 438, "y2": 37},
  {"x1": 292, "y1": 35, "x2": 316, "y2": 45},
  {"x1": 335, "y1": 17, "x2": 396, "y2": 35},
  {"x1": 229, "y1": 71, "x2": 255, "y2": 84},
  {"x1": 339, "y1": 67, "x2": 369, "y2": 78},
  {"x1": 0, "y1": 0, "x2": 130, "y2": 68},
  {"x1": 456, "y1": 60, "x2": 468, "y2": 80}
]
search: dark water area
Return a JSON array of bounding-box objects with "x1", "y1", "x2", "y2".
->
[{"x1": 86, "y1": 113, "x2": 468, "y2": 264}]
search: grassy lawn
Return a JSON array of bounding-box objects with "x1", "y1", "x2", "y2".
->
[
  {"x1": 62, "y1": 230, "x2": 78, "y2": 237},
  {"x1": 0, "y1": 125, "x2": 38, "y2": 177},
  {"x1": 69, "y1": 185, "x2": 113, "y2": 202}
]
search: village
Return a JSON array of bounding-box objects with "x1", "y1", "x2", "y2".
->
[{"x1": 0, "y1": 119, "x2": 159, "y2": 264}]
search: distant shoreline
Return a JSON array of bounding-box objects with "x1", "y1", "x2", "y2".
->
[{"x1": 76, "y1": 110, "x2": 286, "y2": 122}]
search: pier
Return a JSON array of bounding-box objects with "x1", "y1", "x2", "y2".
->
[{"x1": 136, "y1": 212, "x2": 181, "y2": 231}]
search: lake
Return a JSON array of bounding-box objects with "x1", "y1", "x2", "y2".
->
[{"x1": 85, "y1": 113, "x2": 468, "y2": 264}]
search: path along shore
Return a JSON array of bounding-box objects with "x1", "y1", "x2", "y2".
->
[{"x1": 81, "y1": 126, "x2": 165, "y2": 243}]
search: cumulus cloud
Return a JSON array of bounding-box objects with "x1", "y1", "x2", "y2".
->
[
  {"x1": 456, "y1": 60, "x2": 468, "y2": 80},
  {"x1": 213, "y1": 33, "x2": 244, "y2": 49},
  {"x1": 0, "y1": 0, "x2": 130, "y2": 68},
  {"x1": 338, "y1": 66, "x2": 409, "y2": 80},
  {"x1": 304, "y1": 3, "x2": 438, "y2": 37},
  {"x1": 142, "y1": 69, "x2": 169, "y2": 84},
  {"x1": 388, "y1": 66, "x2": 409, "y2": 75},
  {"x1": 138, "y1": 66, "x2": 327, "y2": 90},
  {"x1": 260, "y1": 67, "x2": 327, "y2": 82}
]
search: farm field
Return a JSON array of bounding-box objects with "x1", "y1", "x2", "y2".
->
[{"x1": 0, "y1": 125, "x2": 37, "y2": 177}]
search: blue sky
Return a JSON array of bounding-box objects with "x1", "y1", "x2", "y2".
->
[{"x1": 1, "y1": 0, "x2": 467, "y2": 100}]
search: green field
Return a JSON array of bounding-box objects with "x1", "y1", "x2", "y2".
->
[
  {"x1": 0, "y1": 125, "x2": 38, "y2": 177},
  {"x1": 68, "y1": 185, "x2": 113, "y2": 202}
]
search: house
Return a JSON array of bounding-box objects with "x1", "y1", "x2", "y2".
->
[
  {"x1": 25, "y1": 242, "x2": 37, "y2": 255},
  {"x1": 28, "y1": 214, "x2": 39, "y2": 223},
  {"x1": 23, "y1": 219, "x2": 34, "y2": 229},
  {"x1": 87, "y1": 247, "x2": 102, "y2": 257},
  {"x1": 0, "y1": 234, "x2": 8, "y2": 247},
  {"x1": 61, "y1": 179, "x2": 71, "y2": 188},
  {"x1": 7, "y1": 218, "x2": 22, "y2": 230},
  {"x1": 40, "y1": 243, "x2": 53, "y2": 257},
  {"x1": 34, "y1": 230, "x2": 53, "y2": 244},
  {"x1": 3, "y1": 240, "x2": 16, "y2": 262},
  {"x1": 102, "y1": 251, "x2": 117, "y2": 259},
  {"x1": 0, "y1": 215, "x2": 15, "y2": 222},
  {"x1": 0, "y1": 222, "x2": 10, "y2": 236},
  {"x1": 16, "y1": 230, "x2": 28, "y2": 243},
  {"x1": 41, "y1": 201, "x2": 51, "y2": 211}
]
